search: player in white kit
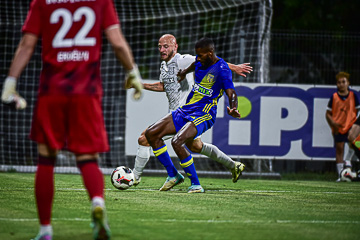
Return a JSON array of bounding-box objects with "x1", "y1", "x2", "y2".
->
[{"x1": 132, "y1": 34, "x2": 252, "y2": 187}]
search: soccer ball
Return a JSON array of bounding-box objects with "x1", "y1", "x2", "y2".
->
[
  {"x1": 340, "y1": 168, "x2": 357, "y2": 182},
  {"x1": 110, "y1": 166, "x2": 134, "y2": 190}
]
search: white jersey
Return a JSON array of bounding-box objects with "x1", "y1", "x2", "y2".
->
[{"x1": 160, "y1": 53, "x2": 195, "y2": 112}]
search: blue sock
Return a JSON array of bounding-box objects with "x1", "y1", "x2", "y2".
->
[
  {"x1": 180, "y1": 155, "x2": 200, "y2": 185},
  {"x1": 153, "y1": 144, "x2": 177, "y2": 177}
]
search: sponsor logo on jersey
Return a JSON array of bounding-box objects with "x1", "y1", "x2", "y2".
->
[{"x1": 193, "y1": 83, "x2": 213, "y2": 97}]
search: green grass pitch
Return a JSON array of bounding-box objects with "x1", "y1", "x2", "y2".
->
[{"x1": 0, "y1": 172, "x2": 360, "y2": 240}]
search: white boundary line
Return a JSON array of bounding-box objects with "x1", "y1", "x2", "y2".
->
[
  {"x1": 0, "y1": 217, "x2": 358, "y2": 224},
  {"x1": 0, "y1": 187, "x2": 356, "y2": 195}
]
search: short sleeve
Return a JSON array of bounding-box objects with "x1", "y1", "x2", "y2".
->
[
  {"x1": 353, "y1": 91, "x2": 360, "y2": 109},
  {"x1": 220, "y1": 63, "x2": 234, "y2": 90},
  {"x1": 22, "y1": 0, "x2": 42, "y2": 36},
  {"x1": 102, "y1": 0, "x2": 120, "y2": 30},
  {"x1": 177, "y1": 54, "x2": 196, "y2": 70},
  {"x1": 327, "y1": 96, "x2": 333, "y2": 111}
]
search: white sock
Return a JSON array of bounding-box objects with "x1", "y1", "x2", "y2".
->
[
  {"x1": 344, "y1": 144, "x2": 354, "y2": 161},
  {"x1": 344, "y1": 144, "x2": 354, "y2": 168},
  {"x1": 92, "y1": 196, "x2": 105, "y2": 209},
  {"x1": 133, "y1": 145, "x2": 151, "y2": 179},
  {"x1": 39, "y1": 225, "x2": 52, "y2": 236},
  {"x1": 336, "y1": 163, "x2": 344, "y2": 178},
  {"x1": 200, "y1": 142, "x2": 235, "y2": 169}
]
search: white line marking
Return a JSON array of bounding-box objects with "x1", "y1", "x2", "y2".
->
[
  {"x1": 1, "y1": 217, "x2": 358, "y2": 224},
  {"x1": 0, "y1": 188, "x2": 356, "y2": 195},
  {"x1": 0, "y1": 218, "x2": 89, "y2": 222}
]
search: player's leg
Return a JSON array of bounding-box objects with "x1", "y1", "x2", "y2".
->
[
  {"x1": 172, "y1": 122, "x2": 203, "y2": 193},
  {"x1": 30, "y1": 95, "x2": 67, "y2": 240},
  {"x1": 69, "y1": 95, "x2": 110, "y2": 240},
  {"x1": 186, "y1": 139, "x2": 245, "y2": 183},
  {"x1": 335, "y1": 141, "x2": 345, "y2": 181},
  {"x1": 76, "y1": 155, "x2": 110, "y2": 240},
  {"x1": 132, "y1": 129, "x2": 151, "y2": 185},
  {"x1": 343, "y1": 142, "x2": 354, "y2": 168},
  {"x1": 348, "y1": 121, "x2": 360, "y2": 159},
  {"x1": 31, "y1": 144, "x2": 58, "y2": 240},
  {"x1": 145, "y1": 113, "x2": 182, "y2": 191}
]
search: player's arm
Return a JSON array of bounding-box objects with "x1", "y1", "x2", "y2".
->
[
  {"x1": 225, "y1": 88, "x2": 241, "y2": 119},
  {"x1": 1, "y1": 33, "x2": 38, "y2": 110},
  {"x1": 105, "y1": 25, "x2": 143, "y2": 100},
  {"x1": 177, "y1": 62, "x2": 196, "y2": 82},
  {"x1": 325, "y1": 110, "x2": 341, "y2": 133},
  {"x1": 227, "y1": 63, "x2": 253, "y2": 77},
  {"x1": 143, "y1": 82, "x2": 164, "y2": 92}
]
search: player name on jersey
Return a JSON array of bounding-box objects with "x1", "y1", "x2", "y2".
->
[
  {"x1": 57, "y1": 50, "x2": 89, "y2": 62},
  {"x1": 46, "y1": 0, "x2": 96, "y2": 5}
]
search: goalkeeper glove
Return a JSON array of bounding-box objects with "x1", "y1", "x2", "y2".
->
[
  {"x1": 1, "y1": 76, "x2": 27, "y2": 110},
  {"x1": 125, "y1": 65, "x2": 143, "y2": 100}
]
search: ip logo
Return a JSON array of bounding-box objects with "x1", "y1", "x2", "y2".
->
[{"x1": 212, "y1": 84, "x2": 360, "y2": 160}]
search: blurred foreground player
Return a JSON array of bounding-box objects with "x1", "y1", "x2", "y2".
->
[{"x1": 1, "y1": 0, "x2": 143, "y2": 239}]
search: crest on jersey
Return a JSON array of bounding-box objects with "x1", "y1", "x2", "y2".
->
[{"x1": 206, "y1": 74, "x2": 214, "y2": 83}]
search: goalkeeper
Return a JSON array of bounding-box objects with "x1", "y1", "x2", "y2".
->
[
  {"x1": 1, "y1": 0, "x2": 142, "y2": 239},
  {"x1": 132, "y1": 34, "x2": 252, "y2": 188}
]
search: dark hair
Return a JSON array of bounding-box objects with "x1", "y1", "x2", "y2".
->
[
  {"x1": 195, "y1": 37, "x2": 215, "y2": 51},
  {"x1": 335, "y1": 72, "x2": 350, "y2": 82}
]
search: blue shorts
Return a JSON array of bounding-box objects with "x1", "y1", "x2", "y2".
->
[
  {"x1": 171, "y1": 108, "x2": 215, "y2": 139},
  {"x1": 333, "y1": 132, "x2": 348, "y2": 143}
]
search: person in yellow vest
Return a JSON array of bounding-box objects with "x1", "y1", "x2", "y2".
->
[{"x1": 326, "y1": 72, "x2": 360, "y2": 181}]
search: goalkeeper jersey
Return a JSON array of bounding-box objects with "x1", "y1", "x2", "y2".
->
[
  {"x1": 160, "y1": 53, "x2": 195, "y2": 111},
  {"x1": 182, "y1": 57, "x2": 234, "y2": 120},
  {"x1": 22, "y1": 0, "x2": 119, "y2": 96}
]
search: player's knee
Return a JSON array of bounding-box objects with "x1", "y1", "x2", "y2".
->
[
  {"x1": 348, "y1": 130, "x2": 356, "y2": 143},
  {"x1": 186, "y1": 141, "x2": 202, "y2": 153},
  {"x1": 171, "y1": 136, "x2": 185, "y2": 152},
  {"x1": 144, "y1": 127, "x2": 155, "y2": 144},
  {"x1": 138, "y1": 133, "x2": 149, "y2": 146}
]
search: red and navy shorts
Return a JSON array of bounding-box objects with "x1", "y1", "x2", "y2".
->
[{"x1": 30, "y1": 95, "x2": 109, "y2": 154}]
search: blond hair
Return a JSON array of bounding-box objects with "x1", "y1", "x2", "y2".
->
[{"x1": 335, "y1": 72, "x2": 350, "y2": 82}]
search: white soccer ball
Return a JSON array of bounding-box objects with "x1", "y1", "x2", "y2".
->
[
  {"x1": 110, "y1": 166, "x2": 134, "y2": 190},
  {"x1": 340, "y1": 168, "x2": 357, "y2": 182}
]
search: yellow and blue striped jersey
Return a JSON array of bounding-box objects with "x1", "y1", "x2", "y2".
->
[{"x1": 182, "y1": 57, "x2": 235, "y2": 119}]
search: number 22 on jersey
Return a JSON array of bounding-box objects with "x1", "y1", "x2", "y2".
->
[{"x1": 50, "y1": 6, "x2": 96, "y2": 48}]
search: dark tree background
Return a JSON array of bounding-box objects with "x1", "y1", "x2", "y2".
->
[
  {"x1": 272, "y1": 0, "x2": 360, "y2": 32},
  {"x1": 269, "y1": 0, "x2": 360, "y2": 85}
]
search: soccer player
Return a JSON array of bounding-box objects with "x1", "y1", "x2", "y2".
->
[
  {"x1": 348, "y1": 116, "x2": 360, "y2": 160},
  {"x1": 132, "y1": 34, "x2": 252, "y2": 187},
  {"x1": 326, "y1": 72, "x2": 359, "y2": 181},
  {"x1": 145, "y1": 37, "x2": 242, "y2": 193},
  {"x1": 1, "y1": 1, "x2": 143, "y2": 240}
]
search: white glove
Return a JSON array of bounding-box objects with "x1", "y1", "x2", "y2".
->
[
  {"x1": 1, "y1": 76, "x2": 27, "y2": 110},
  {"x1": 125, "y1": 65, "x2": 143, "y2": 100}
]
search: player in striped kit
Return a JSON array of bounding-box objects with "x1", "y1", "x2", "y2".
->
[
  {"x1": 145, "y1": 37, "x2": 243, "y2": 193},
  {"x1": 132, "y1": 34, "x2": 252, "y2": 188}
]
